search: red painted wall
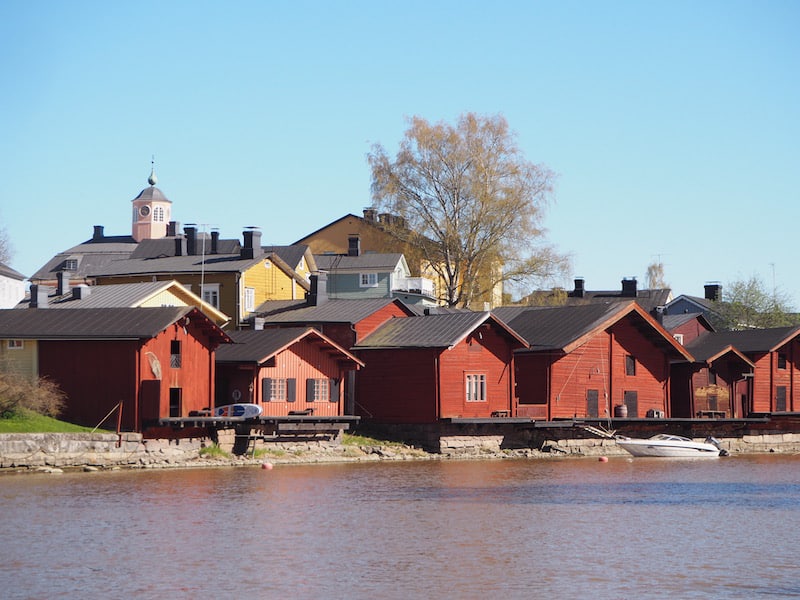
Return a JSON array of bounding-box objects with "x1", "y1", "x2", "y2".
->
[
  {"x1": 750, "y1": 338, "x2": 800, "y2": 412},
  {"x1": 354, "y1": 303, "x2": 411, "y2": 342}
]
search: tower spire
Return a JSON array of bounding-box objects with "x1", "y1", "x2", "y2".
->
[{"x1": 148, "y1": 155, "x2": 158, "y2": 186}]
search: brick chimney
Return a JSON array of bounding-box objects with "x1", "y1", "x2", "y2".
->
[
  {"x1": 621, "y1": 277, "x2": 638, "y2": 297},
  {"x1": 571, "y1": 277, "x2": 585, "y2": 298},
  {"x1": 704, "y1": 283, "x2": 722, "y2": 301},
  {"x1": 29, "y1": 285, "x2": 50, "y2": 308},
  {"x1": 184, "y1": 226, "x2": 197, "y2": 256},
  {"x1": 92, "y1": 225, "x2": 104, "y2": 240},
  {"x1": 308, "y1": 273, "x2": 328, "y2": 306},
  {"x1": 241, "y1": 229, "x2": 263, "y2": 260},
  {"x1": 210, "y1": 230, "x2": 219, "y2": 254}
]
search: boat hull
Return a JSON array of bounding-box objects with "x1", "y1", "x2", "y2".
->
[{"x1": 616, "y1": 435, "x2": 722, "y2": 458}]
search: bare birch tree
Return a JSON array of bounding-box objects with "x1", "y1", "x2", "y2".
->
[{"x1": 368, "y1": 113, "x2": 567, "y2": 308}]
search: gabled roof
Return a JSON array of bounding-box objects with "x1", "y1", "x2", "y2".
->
[
  {"x1": 293, "y1": 213, "x2": 363, "y2": 245},
  {"x1": 661, "y1": 312, "x2": 715, "y2": 333},
  {"x1": 665, "y1": 294, "x2": 724, "y2": 318},
  {"x1": 0, "y1": 262, "x2": 25, "y2": 281},
  {"x1": 264, "y1": 245, "x2": 315, "y2": 272},
  {"x1": 255, "y1": 298, "x2": 416, "y2": 325},
  {"x1": 30, "y1": 234, "x2": 138, "y2": 282},
  {"x1": 0, "y1": 306, "x2": 231, "y2": 344},
  {"x1": 525, "y1": 287, "x2": 672, "y2": 313},
  {"x1": 14, "y1": 281, "x2": 230, "y2": 326},
  {"x1": 689, "y1": 326, "x2": 800, "y2": 354},
  {"x1": 494, "y1": 301, "x2": 692, "y2": 360},
  {"x1": 684, "y1": 335, "x2": 754, "y2": 368},
  {"x1": 314, "y1": 253, "x2": 407, "y2": 272},
  {"x1": 354, "y1": 312, "x2": 528, "y2": 350},
  {"x1": 216, "y1": 326, "x2": 363, "y2": 368}
]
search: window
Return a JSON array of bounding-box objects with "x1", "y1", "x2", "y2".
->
[
  {"x1": 586, "y1": 389, "x2": 599, "y2": 418},
  {"x1": 778, "y1": 354, "x2": 787, "y2": 370},
  {"x1": 244, "y1": 287, "x2": 255, "y2": 312},
  {"x1": 625, "y1": 355, "x2": 636, "y2": 376},
  {"x1": 673, "y1": 333, "x2": 684, "y2": 345},
  {"x1": 466, "y1": 373, "x2": 487, "y2": 402},
  {"x1": 170, "y1": 340, "x2": 182, "y2": 368},
  {"x1": 298, "y1": 257, "x2": 305, "y2": 271},
  {"x1": 307, "y1": 378, "x2": 329, "y2": 402},
  {"x1": 360, "y1": 273, "x2": 378, "y2": 287},
  {"x1": 623, "y1": 390, "x2": 638, "y2": 417},
  {"x1": 153, "y1": 206, "x2": 165, "y2": 222},
  {"x1": 169, "y1": 388, "x2": 182, "y2": 418},
  {"x1": 7, "y1": 340, "x2": 23, "y2": 350},
  {"x1": 201, "y1": 283, "x2": 220, "y2": 309},
  {"x1": 708, "y1": 369, "x2": 717, "y2": 385},
  {"x1": 64, "y1": 259, "x2": 78, "y2": 271},
  {"x1": 263, "y1": 378, "x2": 296, "y2": 402},
  {"x1": 776, "y1": 386, "x2": 787, "y2": 412}
]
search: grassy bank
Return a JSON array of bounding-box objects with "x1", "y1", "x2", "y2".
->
[{"x1": 0, "y1": 409, "x2": 101, "y2": 434}]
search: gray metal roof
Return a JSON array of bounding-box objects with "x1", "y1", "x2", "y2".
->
[
  {"x1": 660, "y1": 312, "x2": 712, "y2": 332},
  {"x1": 256, "y1": 298, "x2": 414, "y2": 325},
  {"x1": 314, "y1": 253, "x2": 404, "y2": 271},
  {"x1": 30, "y1": 235, "x2": 138, "y2": 282},
  {"x1": 354, "y1": 311, "x2": 502, "y2": 349},
  {"x1": 265, "y1": 245, "x2": 309, "y2": 270},
  {"x1": 16, "y1": 281, "x2": 183, "y2": 309},
  {"x1": 217, "y1": 327, "x2": 362, "y2": 366},
  {"x1": 0, "y1": 306, "x2": 196, "y2": 339},
  {"x1": 494, "y1": 303, "x2": 631, "y2": 350},
  {"x1": 132, "y1": 185, "x2": 170, "y2": 202},
  {"x1": 688, "y1": 326, "x2": 800, "y2": 354},
  {"x1": 90, "y1": 252, "x2": 264, "y2": 276}
]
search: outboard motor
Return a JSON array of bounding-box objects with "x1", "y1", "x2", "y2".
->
[{"x1": 706, "y1": 436, "x2": 729, "y2": 456}]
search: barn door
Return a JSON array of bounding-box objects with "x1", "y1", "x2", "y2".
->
[{"x1": 623, "y1": 390, "x2": 638, "y2": 418}]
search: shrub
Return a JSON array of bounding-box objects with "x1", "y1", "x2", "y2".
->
[{"x1": 0, "y1": 372, "x2": 66, "y2": 418}]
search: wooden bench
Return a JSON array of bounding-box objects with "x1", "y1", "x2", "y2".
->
[{"x1": 697, "y1": 410, "x2": 725, "y2": 418}]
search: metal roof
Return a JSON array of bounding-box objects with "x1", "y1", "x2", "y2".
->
[
  {"x1": 255, "y1": 298, "x2": 414, "y2": 325},
  {"x1": 216, "y1": 327, "x2": 363, "y2": 367},
  {"x1": 354, "y1": 311, "x2": 525, "y2": 349},
  {"x1": 0, "y1": 306, "x2": 197, "y2": 339},
  {"x1": 314, "y1": 253, "x2": 405, "y2": 271},
  {"x1": 687, "y1": 326, "x2": 800, "y2": 354},
  {"x1": 0, "y1": 262, "x2": 26, "y2": 281}
]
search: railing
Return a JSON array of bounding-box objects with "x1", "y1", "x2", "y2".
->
[{"x1": 392, "y1": 277, "x2": 435, "y2": 296}]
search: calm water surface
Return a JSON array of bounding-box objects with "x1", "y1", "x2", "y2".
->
[{"x1": 1, "y1": 455, "x2": 798, "y2": 599}]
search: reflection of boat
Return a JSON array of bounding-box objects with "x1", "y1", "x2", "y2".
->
[{"x1": 616, "y1": 434, "x2": 726, "y2": 458}]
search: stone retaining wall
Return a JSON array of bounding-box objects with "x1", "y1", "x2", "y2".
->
[{"x1": 0, "y1": 433, "x2": 206, "y2": 469}]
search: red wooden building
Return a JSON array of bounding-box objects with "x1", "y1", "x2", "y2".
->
[
  {"x1": 684, "y1": 326, "x2": 800, "y2": 415},
  {"x1": 495, "y1": 302, "x2": 692, "y2": 420},
  {"x1": 352, "y1": 312, "x2": 527, "y2": 423},
  {"x1": 215, "y1": 327, "x2": 363, "y2": 416},
  {"x1": 0, "y1": 307, "x2": 231, "y2": 432}
]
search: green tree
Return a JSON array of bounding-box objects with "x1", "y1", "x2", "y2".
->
[
  {"x1": 368, "y1": 113, "x2": 568, "y2": 308},
  {"x1": 717, "y1": 274, "x2": 799, "y2": 330}
]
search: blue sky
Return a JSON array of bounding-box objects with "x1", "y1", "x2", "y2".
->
[{"x1": 2, "y1": 1, "x2": 798, "y2": 305}]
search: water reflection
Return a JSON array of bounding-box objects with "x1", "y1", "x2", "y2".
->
[{"x1": 1, "y1": 455, "x2": 798, "y2": 599}]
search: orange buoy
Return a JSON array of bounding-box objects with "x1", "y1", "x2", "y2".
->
[
  {"x1": 261, "y1": 462, "x2": 274, "y2": 470},
  {"x1": 598, "y1": 456, "x2": 609, "y2": 462}
]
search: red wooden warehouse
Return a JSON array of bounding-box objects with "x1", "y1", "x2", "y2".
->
[
  {"x1": 495, "y1": 302, "x2": 692, "y2": 420},
  {"x1": 0, "y1": 307, "x2": 231, "y2": 432},
  {"x1": 353, "y1": 312, "x2": 528, "y2": 423},
  {"x1": 215, "y1": 327, "x2": 364, "y2": 417}
]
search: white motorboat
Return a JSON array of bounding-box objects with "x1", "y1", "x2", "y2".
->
[{"x1": 615, "y1": 434, "x2": 726, "y2": 458}]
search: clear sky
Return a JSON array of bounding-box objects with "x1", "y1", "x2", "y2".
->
[{"x1": 1, "y1": 1, "x2": 798, "y2": 305}]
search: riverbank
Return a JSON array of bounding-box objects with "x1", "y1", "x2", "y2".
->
[{"x1": 2, "y1": 428, "x2": 800, "y2": 474}]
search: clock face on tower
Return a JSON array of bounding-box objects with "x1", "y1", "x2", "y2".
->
[{"x1": 139, "y1": 205, "x2": 151, "y2": 217}]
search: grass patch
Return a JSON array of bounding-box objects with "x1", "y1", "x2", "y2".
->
[
  {"x1": 342, "y1": 433, "x2": 405, "y2": 447},
  {"x1": 0, "y1": 409, "x2": 102, "y2": 433},
  {"x1": 199, "y1": 443, "x2": 230, "y2": 459}
]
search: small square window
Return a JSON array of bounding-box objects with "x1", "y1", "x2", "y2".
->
[
  {"x1": 778, "y1": 354, "x2": 787, "y2": 370},
  {"x1": 170, "y1": 340, "x2": 182, "y2": 368},
  {"x1": 360, "y1": 273, "x2": 378, "y2": 288},
  {"x1": 7, "y1": 340, "x2": 24, "y2": 350}
]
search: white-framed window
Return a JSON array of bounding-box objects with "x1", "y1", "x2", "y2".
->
[
  {"x1": 465, "y1": 373, "x2": 487, "y2": 402},
  {"x1": 308, "y1": 378, "x2": 329, "y2": 402},
  {"x1": 153, "y1": 206, "x2": 165, "y2": 222},
  {"x1": 7, "y1": 340, "x2": 24, "y2": 350},
  {"x1": 298, "y1": 257, "x2": 305, "y2": 271},
  {"x1": 360, "y1": 273, "x2": 378, "y2": 287},
  {"x1": 201, "y1": 283, "x2": 220, "y2": 309},
  {"x1": 269, "y1": 378, "x2": 287, "y2": 401},
  {"x1": 244, "y1": 287, "x2": 255, "y2": 312},
  {"x1": 673, "y1": 334, "x2": 684, "y2": 345}
]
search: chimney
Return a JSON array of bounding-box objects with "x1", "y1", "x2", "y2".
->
[
  {"x1": 572, "y1": 277, "x2": 585, "y2": 298},
  {"x1": 621, "y1": 277, "x2": 638, "y2": 297},
  {"x1": 308, "y1": 273, "x2": 328, "y2": 306},
  {"x1": 56, "y1": 271, "x2": 71, "y2": 296},
  {"x1": 72, "y1": 285, "x2": 91, "y2": 300},
  {"x1": 184, "y1": 226, "x2": 197, "y2": 256},
  {"x1": 210, "y1": 230, "x2": 220, "y2": 254},
  {"x1": 241, "y1": 229, "x2": 262, "y2": 259},
  {"x1": 92, "y1": 225, "x2": 104, "y2": 240},
  {"x1": 655, "y1": 305, "x2": 665, "y2": 324},
  {"x1": 174, "y1": 236, "x2": 186, "y2": 256},
  {"x1": 363, "y1": 208, "x2": 377, "y2": 222},
  {"x1": 29, "y1": 285, "x2": 50, "y2": 308},
  {"x1": 348, "y1": 235, "x2": 361, "y2": 257},
  {"x1": 704, "y1": 283, "x2": 722, "y2": 301},
  {"x1": 253, "y1": 317, "x2": 265, "y2": 330},
  {"x1": 167, "y1": 221, "x2": 178, "y2": 237}
]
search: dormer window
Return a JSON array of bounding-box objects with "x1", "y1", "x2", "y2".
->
[{"x1": 63, "y1": 259, "x2": 78, "y2": 271}]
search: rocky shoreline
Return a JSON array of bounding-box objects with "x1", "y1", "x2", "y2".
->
[{"x1": 2, "y1": 430, "x2": 799, "y2": 475}]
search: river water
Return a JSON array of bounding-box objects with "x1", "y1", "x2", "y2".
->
[{"x1": 1, "y1": 455, "x2": 798, "y2": 599}]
